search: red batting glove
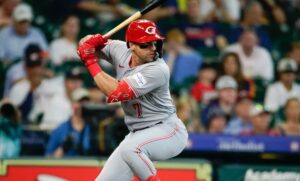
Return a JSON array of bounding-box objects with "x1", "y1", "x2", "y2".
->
[
  {"x1": 77, "y1": 42, "x2": 102, "y2": 77},
  {"x1": 77, "y1": 34, "x2": 108, "y2": 77},
  {"x1": 85, "y1": 34, "x2": 108, "y2": 49}
]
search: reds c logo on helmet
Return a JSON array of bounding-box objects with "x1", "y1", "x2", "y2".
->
[
  {"x1": 145, "y1": 26, "x2": 156, "y2": 35},
  {"x1": 126, "y1": 19, "x2": 164, "y2": 44}
]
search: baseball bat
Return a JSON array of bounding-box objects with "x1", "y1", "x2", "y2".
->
[{"x1": 103, "y1": 0, "x2": 167, "y2": 38}]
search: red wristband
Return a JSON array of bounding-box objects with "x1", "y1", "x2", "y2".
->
[{"x1": 87, "y1": 63, "x2": 102, "y2": 77}]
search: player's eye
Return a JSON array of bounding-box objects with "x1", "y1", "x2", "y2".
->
[{"x1": 138, "y1": 41, "x2": 157, "y2": 49}]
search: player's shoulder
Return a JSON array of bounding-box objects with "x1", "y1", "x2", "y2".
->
[
  {"x1": 141, "y1": 58, "x2": 169, "y2": 78},
  {"x1": 151, "y1": 58, "x2": 169, "y2": 73},
  {"x1": 106, "y1": 40, "x2": 127, "y2": 48},
  {"x1": 103, "y1": 39, "x2": 129, "y2": 55}
]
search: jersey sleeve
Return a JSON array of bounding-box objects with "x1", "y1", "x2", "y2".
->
[
  {"x1": 124, "y1": 65, "x2": 168, "y2": 97},
  {"x1": 99, "y1": 40, "x2": 128, "y2": 66}
]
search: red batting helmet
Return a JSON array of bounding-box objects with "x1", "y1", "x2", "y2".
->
[{"x1": 126, "y1": 19, "x2": 164, "y2": 43}]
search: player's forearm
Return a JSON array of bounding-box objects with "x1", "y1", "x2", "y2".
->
[{"x1": 93, "y1": 71, "x2": 119, "y2": 96}]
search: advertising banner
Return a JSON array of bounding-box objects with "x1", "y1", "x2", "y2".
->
[
  {"x1": 187, "y1": 134, "x2": 300, "y2": 153},
  {"x1": 0, "y1": 159, "x2": 212, "y2": 181},
  {"x1": 218, "y1": 164, "x2": 300, "y2": 181}
]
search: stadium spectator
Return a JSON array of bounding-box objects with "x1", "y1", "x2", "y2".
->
[
  {"x1": 219, "y1": 52, "x2": 256, "y2": 99},
  {"x1": 224, "y1": 96, "x2": 253, "y2": 135},
  {"x1": 206, "y1": 108, "x2": 228, "y2": 134},
  {"x1": 8, "y1": 60, "x2": 84, "y2": 130},
  {"x1": 201, "y1": 76, "x2": 238, "y2": 127},
  {"x1": 176, "y1": 95, "x2": 202, "y2": 133},
  {"x1": 94, "y1": 0, "x2": 137, "y2": 24},
  {"x1": 8, "y1": 44, "x2": 45, "y2": 123},
  {"x1": 49, "y1": 15, "x2": 80, "y2": 66},
  {"x1": 164, "y1": 28, "x2": 203, "y2": 86},
  {"x1": 268, "y1": 6, "x2": 292, "y2": 56},
  {"x1": 46, "y1": 0, "x2": 136, "y2": 24},
  {"x1": 3, "y1": 44, "x2": 47, "y2": 98},
  {"x1": 98, "y1": 104, "x2": 127, "y2": 154},
  {"x1": 142, "y1": 1, "x2": 177, "y2": 23},
  {"x1": 264, "y1": 58, "x2": 300, "y2": 112},
  {"x1": 286, "y1": 0, "x2": 300, "y2": 33},
  {"x1": 190, "y1": 63, "x2": 217, "y2": 104},
  {"x1": 201, "y1": 0, "x2": 241, "y2": 24},
  {"x1": 88, "y1": 83, "x2": 106, "y2": 104},
  {"x1": 275, "y1": 98, "x2": 300, "y2": 136},
  {"x1": 286, "y1": 43, "x2": 300, "y2": 81},
  {"x1": 224, "y1": 30, "x2": 274, "y2": 82},
  {"x1": 0, "y1": 100, "x2": 21, "y2": 158},
  {"x1": 46, "y1": 88, "x2": 91, "y2": 158},
  {"x1": 178, "y1": 0, "x2": 227, "y2": 51},
  {"x1": 0, "y1": 3, "x2": 48, "y2": 64},
  {"x1": 0, "y1": 0, "x2": 20, "y2": 29},
  {"x1": 241, "y1": 104, "x2": 278, "y2": 136},
  {"x1": 227, "y1": 0, "x2": 271, "y2": 49}
]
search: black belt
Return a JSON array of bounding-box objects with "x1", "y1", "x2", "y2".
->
[{"x1": 132, "y1": 121, "x2": 163, "y2": 133}]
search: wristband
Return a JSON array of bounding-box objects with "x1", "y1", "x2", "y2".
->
[{"x1": 87, "y1": 62, "x2": 102, "y2": 77}]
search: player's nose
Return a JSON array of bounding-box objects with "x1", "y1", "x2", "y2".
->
[{"x1": 150, "y1": 43, "x2": 156, "y2": 51}]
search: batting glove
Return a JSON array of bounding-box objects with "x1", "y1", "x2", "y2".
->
[{"x1": 77, "y1": 42, "x2": 102, "y2": 77}]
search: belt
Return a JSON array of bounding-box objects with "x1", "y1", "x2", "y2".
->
[{"x1": 132, "y1": 121, "x2": 163, "y2": 133}]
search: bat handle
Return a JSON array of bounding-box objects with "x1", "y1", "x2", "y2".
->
[{"x1": 103, "y1": 12, "x2": 142, "y2": 39}]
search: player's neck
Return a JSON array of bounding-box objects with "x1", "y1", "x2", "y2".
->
[{"x1": 130, "y1": 55, "x2": 143, "y2": 68}]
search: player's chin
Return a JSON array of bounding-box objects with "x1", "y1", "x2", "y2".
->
[{"x1": 147, "y1": 54, "x2": 156, "y2": 61}]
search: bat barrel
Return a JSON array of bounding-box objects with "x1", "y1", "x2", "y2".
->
[
  {"x1": 103, "y1": 0, "x2": 166, "y2": 38},
  {"x1": 104, "y1": 12, "x2": 142, "y2": 38},
  {"x1": 141, "y1": 0, "x2": 167, "y2": 15}
]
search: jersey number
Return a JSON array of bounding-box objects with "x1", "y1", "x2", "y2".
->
[{"x1": 132, "y1": 103, "x2": 143, "y2": 118}]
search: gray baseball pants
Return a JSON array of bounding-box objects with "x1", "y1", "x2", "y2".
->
[{"x1": 95, "y1": 116, "x2": 188, "y2": 181}]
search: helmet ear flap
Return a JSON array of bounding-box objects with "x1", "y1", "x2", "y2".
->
[{"x1": 156, "y1": 40, "x2": 163, "y2": 58}]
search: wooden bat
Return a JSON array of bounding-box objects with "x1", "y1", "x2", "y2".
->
[{"x1": 103, "y1": 0, "x2": 167, "y2": 39}]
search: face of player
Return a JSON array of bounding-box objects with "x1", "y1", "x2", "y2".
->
[{"x1": 130, "y1": 41, "x2": 158, "y2": 64}]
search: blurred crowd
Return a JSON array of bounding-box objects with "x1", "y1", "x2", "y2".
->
[{"x1": 1, "y1": 0, "x2": 300, "y2": 159}]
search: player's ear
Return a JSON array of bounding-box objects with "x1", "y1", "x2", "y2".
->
[{"x1": 128, "y1": 42, "x2": 135, "y2": 50}]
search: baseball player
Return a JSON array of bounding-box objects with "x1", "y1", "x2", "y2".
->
[{"x1": 77, "y1": 19, "x2": 188, "y2": 181}]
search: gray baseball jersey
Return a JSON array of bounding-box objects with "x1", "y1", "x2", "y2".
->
[
  {"x1": 101, "y1": 40, "x2": 176, "y2": 131},
  {"x1": 96, "y1": 40, "x2": 188, "y2": 181}
]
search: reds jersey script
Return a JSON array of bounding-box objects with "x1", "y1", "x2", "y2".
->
[{"x1": 101, "y1": 40, "x2": 176, "y2": 131}]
